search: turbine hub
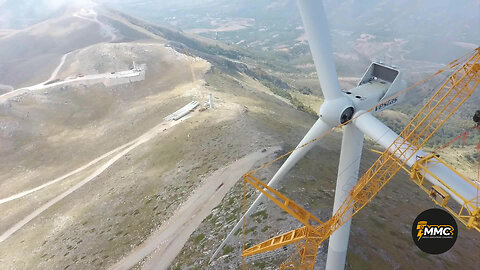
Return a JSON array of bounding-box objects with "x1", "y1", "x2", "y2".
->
[
  {"x1": 319, "y1": 97, "x2": 354, "y2": 126},
  {"x1": 340, "y1": 107, "x2": 355, "y2": 124}
]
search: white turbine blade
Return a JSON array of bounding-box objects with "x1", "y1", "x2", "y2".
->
[
  {"x1": 353, "y1": 111, "x2": 478, "y2": 208},
  {"x1": 210, "y1": 118, "x2": 333, "y2": 263},
  {"x1": 297, "y1": 0, "x2": 342, "y2": 100},
  {"x1": 326, "y1": 124, "x2": 364, "y2": 270}
]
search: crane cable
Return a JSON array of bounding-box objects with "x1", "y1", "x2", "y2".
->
[
  {"x1": 240, "y1": 48, "x2": 477, "y2": 268},
  {"x1": 434, "y1": 124, "x2": 480, "y2": 207},
  {"x1": 436, "y1": 125, "x2": 479, "y2": 150}
]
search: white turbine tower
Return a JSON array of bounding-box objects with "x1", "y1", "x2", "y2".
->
[{"x1": 212, "y1": 0, "x2": 479, "y2": 269}]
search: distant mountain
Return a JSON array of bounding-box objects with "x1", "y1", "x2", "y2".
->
[
  {"x1": 104, "y1": 0, "x2": 479, "y2": 64},
  {"x1": 0, "y1": 5, "x2": 153, "y2": 88},
  {"x1": 0, "y1": 0, "x2": 69, "y2": 29},
  {"x1": 105, "y1": 0, "x2": 479, "y2": 41},
  {"x1": 2, "y1": 0, "x2": 478, "y2": 64}
]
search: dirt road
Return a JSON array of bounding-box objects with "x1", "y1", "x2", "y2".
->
[
  {"x1": 0, "y1": 62, "x2": 143, "y2": 103},
  {"x1": 0, "y1": 115, "x2": 193, "y2": 243},
  {"x1": 108, "y1": 146, "x2": 280, "y2": 270},
  {"x1": 0, "y1": 8, "x2": 122, "y2": 104},
  {"x1": 0, "y1": 140, "x2": 136, "y2": 205},
  {"x1": 45, "y1": 52, "x2": 70, "y2": 83},
  {"x1": 0, "y1": 51, "x2": 71, "y2": 103},
  {"x1": 73, "y1": 8, "x2": 117, "y2": 42}
]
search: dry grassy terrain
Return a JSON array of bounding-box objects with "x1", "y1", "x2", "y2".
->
[
  {"x1": 0, "y1": 7, "x2": 319, "y2": 269},
  {"x1": 0, "y1": 5, "x2": 478, "y2": 270}
]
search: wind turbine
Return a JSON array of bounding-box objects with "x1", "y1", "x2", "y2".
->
[
  {"x1": 212, "y1": 0, "x2": 401, "y2": 267},
  {"x1": 211, "y1": 0, "x2": 480, "y2": 269}
]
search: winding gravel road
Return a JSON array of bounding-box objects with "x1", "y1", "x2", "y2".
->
[
  {"x1": 109, "y1": 146, "x2": 281, "y2": 270},
  {"x1": 0, "y1": 115, "x2": 194, "y2": 244}
]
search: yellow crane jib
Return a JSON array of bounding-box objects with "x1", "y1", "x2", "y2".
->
[
  {"x1": 409, "y1": 154, "x2": 480, "y2": 231},
  {"x1": 241, "y1": 48, "x2": 480, "y2": 269}
]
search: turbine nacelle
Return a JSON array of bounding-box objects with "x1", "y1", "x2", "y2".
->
[
  {"x1": 318, "y1": 62, "x2": 404, "y2": 126},
  {"x1": 345, "y1": 62, "x2": 405, "y2": 112}
]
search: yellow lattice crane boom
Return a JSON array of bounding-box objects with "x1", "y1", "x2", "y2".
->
[{"x1": 241, "y1": 48, "x2": 480, "y2": 269}]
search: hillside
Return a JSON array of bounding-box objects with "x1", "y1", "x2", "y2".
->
[
  {"x1": 0, "y1": 15, "x2": 105, "y2": 88},
  {"x1": 105, "y1": 0, "x2": 480, "y2": 148},
  {"x1": 0, "y1": 3, "x2": 478, "y2": 270},
  {"x1": 0, "y1": 5, "x2": 335, "y2": 270}
]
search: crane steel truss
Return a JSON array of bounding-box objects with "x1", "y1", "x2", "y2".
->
[{"x1": 241, "y1": 48, "x2": 480, "y2": 269}]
